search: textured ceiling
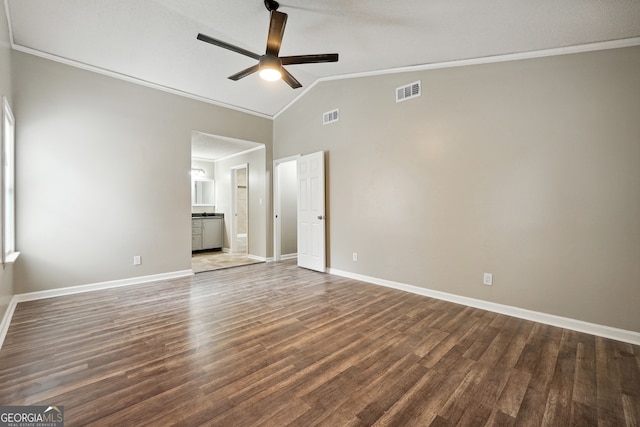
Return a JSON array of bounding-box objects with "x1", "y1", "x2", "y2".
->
[{"x1": 6, "y1": 0, "x2": 640, "y2": 119}]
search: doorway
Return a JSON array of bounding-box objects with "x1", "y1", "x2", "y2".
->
[
  {"x1": 231, "y1": 164, "x2": 248, "y2": 254},
  {"x1": 190, "y1": 132, "x2": 267, "y2": 272},
  {"x1": 273, "y1": 156, "x2": 299, "y2": 261}
]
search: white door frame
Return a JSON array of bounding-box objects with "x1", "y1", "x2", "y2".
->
[
  {"x1": 230, "y1": 164, "x2": 248, "y2": 254},
  {"x1": 273, "y1": 155, "x2": 300, "y2": 262}
]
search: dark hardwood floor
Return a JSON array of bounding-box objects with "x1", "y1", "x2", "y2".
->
[{"x1": 0, "y1": 261, "x2": 638, "y2": 426}]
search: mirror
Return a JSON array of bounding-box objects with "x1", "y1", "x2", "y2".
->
[{"x1": 192, "y1": 179, "x2": 215, "y2": 206}]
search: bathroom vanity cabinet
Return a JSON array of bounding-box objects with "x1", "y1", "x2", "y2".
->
[{"x1": 192, "y1": 216, "x2": 223, "y2": 251}]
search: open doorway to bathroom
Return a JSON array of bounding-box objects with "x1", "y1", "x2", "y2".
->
[{"x1": 191, "y1": 131, "x2": 265, "y2": 273}]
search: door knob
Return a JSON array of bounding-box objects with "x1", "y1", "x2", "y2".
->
[{"x1": 317, "y1": 215, "x2": 324, "y2": 220}]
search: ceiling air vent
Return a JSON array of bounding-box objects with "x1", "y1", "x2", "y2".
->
[
  {"x1": 323, "y1": 109, "x2": 339, "y2": 125},
  {"x1": 396, "y1": 81, "x2": 421, "y2": 103}
]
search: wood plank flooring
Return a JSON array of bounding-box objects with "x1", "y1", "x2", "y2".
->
[{"x1": 0, "y1": 260, "x2": 638, "y2": 426}]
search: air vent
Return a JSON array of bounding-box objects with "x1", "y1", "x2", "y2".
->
[
  {"x1": 396, "y1": 81, "x2": 421, "y2": 102},
  {"x1": 323, "y1": 109, "x2": 339, "y2": 125}
]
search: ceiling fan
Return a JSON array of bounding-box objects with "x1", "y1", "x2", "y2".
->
[{"x1": 197, "y1": 0, "x2": 338, "y2": 89}]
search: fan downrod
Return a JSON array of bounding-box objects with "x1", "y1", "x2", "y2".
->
[{"x1": 264, "y1": 0, "x2": 279, "y2": 12}]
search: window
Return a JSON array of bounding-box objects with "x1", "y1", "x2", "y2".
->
[{"x1": 1, "y1": 96, "x2": 17, "y2": 266}]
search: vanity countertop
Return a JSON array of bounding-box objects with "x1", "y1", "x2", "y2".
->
[{"x1": 192, "y1": 213, "x2": 224, "y2": 219}]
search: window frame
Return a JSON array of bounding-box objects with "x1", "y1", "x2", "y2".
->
[{"x1": 1, "y1": 96, "x2": 17, "y2": 266}]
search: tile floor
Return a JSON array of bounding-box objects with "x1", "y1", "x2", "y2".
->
[{"x1": 191, "y1": 250, "x2": 264, "y2": 273}]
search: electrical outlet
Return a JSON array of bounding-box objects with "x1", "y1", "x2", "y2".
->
[
  {"x1": 483, "y1": 273, "x2": 493, "y2": 286},
  {"x1": 133, "y1": 255, "x2": 141, "y2": 266},
  {"x1": 352, "y1": 252, "x2": 358, "y2": 262}
]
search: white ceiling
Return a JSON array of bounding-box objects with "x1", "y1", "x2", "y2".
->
[{"x1": 5, "y1": 0, "x2": 640, "y2": 119}]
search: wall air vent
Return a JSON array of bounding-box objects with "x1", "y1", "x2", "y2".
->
[
  {"x1": 396, "y1": 81, "x2": 421, "y2": 103},
  {"x1": 323, "y1": 109, "x2": 339, "y2": 125}
]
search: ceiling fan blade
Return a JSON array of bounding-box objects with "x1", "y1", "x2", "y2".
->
[
  {"x1": 280, "y1": 53, "x2": 339, "y2": 65},
  {"x1": 266, "y1": 11, "x2": 287, "y2": 56},
  {"x1": 197, "y1": 33, "x2": 261, "y2": 60},
  {"x1": 229, "y1": 64, "x2": 260, "y2": 81},
  {"x1": 281, "y1": 67, "x2": 302, "y2": 89}
]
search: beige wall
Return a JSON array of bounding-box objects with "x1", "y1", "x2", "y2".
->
[
  {"x1": 214, "y1": 148, "x2": 268, "y2": 257},
  {"x1": 274, "y1": 46, "x2": 640, "y2": 332},
  {"x1": 12, "y1": 51, "x2": 272, "y2": 293},
  {"x1": 0, "y1": 2, "x2": 14, "y2": 323}
]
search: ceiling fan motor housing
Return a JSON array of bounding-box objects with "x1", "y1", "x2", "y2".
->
[
  {"x1": 264, "y1": 0, "x2": 279, "y2": 11},
  {"x1": 259, "y1": 55, "x2": 282, "y2": 70}
]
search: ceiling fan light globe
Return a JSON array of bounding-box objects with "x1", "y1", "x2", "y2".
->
[
  {"x1": 259, "y1": 67, "x2": 282, "y2": 81},
  {"x1": 258, "y1": 55, "x2": 283, "y2": 81}
]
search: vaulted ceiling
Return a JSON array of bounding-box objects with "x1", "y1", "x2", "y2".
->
[{"x1": 5, "y1": 0, "x2": 640, "y2": 118}]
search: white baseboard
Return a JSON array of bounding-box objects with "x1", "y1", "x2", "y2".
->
[
  {"x1": 0, "y1": 269, "x2": 193, "y2": 351},
  {"x1": 0, "y1": 296, "x2": 18, "y2": 352},
  {"x1": 13, "y1": 270, "x2": 194, "y2": 303},
  {"x1": 280, "y1": 253, "x2": 298, "y2": 261},
  {"x1": 4, "y1": 266, "x2": 637, "y2": 350},
  {"x1": 328, "y1": 268, "x2": 640, "y2": 345}
]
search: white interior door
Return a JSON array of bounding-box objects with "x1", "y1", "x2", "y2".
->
[{"x1": 297, "y1": 151, "x2": 325, "y2": 272}]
